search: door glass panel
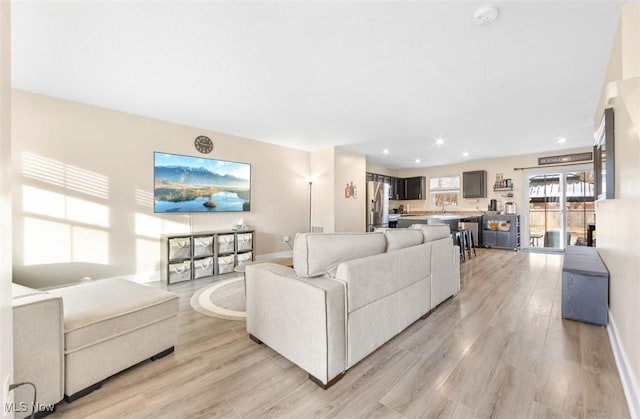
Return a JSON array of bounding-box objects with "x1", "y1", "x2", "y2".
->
[
  {"x1": 529, "y1": 174, "x2": 562, "y2": 249},
  {"x1": 565, "y1": 171, "x2": 596, "y2": 246},
  {"x1": 528, "y1": 169, "x2": 595, "y2": 250}
]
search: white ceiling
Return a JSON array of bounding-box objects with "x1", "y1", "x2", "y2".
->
[{"x1": 11, "y1": 1, "x2": 626, "y2": 169}]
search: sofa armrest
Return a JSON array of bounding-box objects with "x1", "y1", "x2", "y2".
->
[
  {"x1": 245, "y1": 263, "x2": 346, "y2": 384},
  {"x1": 429, "y1": 238, "x2": 460, "y2": 308},
  {"x1": 452, "y1": 245, "x2": 461, "y2": 295},
  {"x1": 12, "y1": 286, "x2": 64, "y2": 408}
]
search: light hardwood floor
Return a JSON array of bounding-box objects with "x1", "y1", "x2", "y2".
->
[{"x1": 51, "y1": 249, "x2": 630, "y2": 418}]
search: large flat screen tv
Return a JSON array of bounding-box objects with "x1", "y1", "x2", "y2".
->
[{"x1": 154, "y1": 152, "x2": 251, "y2": 213}]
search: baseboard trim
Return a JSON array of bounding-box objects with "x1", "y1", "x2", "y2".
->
[
  {"x1": 255, "y1": 250, "x2": 292, "y2": 261},
  {"x1": 607, "y1": 309, "x2": 640, "y2": 419}
]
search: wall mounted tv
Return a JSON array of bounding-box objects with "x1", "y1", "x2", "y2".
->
[{"x1": 154, "y1": 152, "x2": 251, "y2": 213}]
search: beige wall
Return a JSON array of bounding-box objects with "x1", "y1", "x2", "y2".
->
[
  {"x1": 12, "y1": 90, "x2": 311, "y2": 288},
  {"x1": 594, "y1": 2, "x2": 640, "y2": 415},
  {"x1": 310, "y1": 147, "x2": 366, "y2": 233},
  {"x1": 334, "y1": 148, "x2": 366, "y2": 232},
  {"x1": 0, "y1": 1, "x2": 13, "y2": 416},
  {"x1": 372, "y1": 148, "x2": 591, "y2": 214},
  {"x1": 310, "y1": 148, "x2": 335, "y2": 232},
  {"x1": 365, "y1": 164, "x2": 399, "y2": 178}
]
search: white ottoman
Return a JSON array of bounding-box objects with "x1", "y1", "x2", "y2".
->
[{"x1": 49, "y1": 279, "x2": 179, "y2": 401}]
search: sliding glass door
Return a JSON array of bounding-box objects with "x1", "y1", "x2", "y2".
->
[{"x1": 524, "y1": 166, "x2": 595, "y2": 251}]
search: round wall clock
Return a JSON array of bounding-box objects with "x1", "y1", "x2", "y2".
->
[{"x1": 194, "y1": 136, "x2": 214, "y2": 154}]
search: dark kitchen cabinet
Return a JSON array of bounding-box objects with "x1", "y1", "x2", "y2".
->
[
  {"x1": 405, "y1": 176, "x2": 426, "y2": 200},
  {"x1": 366, "y1": 173, "x2": 421, "y2": 200},
  {"x1": 392, "y1": 177, "x2": 405, "y2": 200},
  {"x1": 463, "y1": 170, "x2": 487, "y2": 198}
]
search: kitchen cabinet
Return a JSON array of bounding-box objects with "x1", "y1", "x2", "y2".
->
[
  {"x1": 388, "y1": 176, "x2": 395, "y2": 199},
  {"x1": 391, "y1": 177, "x2": 405, "y2": 200},
  {"x1": 380, "y1": 175, "x2": 399, "y2": 199},
  {"x1": 396, "y1": 177, "x2": 406, "y2": 200},
  {"x1": 366, "y1": 173, "x2": 425, "y2": 200},
  {"x1": 481, "y1": 215, "x2": 520, "y2": 251},
  {"x1": 405, "y1": 176, "x2": 426, "y2": 200},
  {"x1": 463, "y1": 170, "x2": 487, "y2": 198}
]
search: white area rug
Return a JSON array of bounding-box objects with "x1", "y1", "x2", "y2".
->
[{"x1": 190, "y1": 276, "x2": 246, "y2": 321}]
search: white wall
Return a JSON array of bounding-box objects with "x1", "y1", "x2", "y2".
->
[
  {"x1": 0, "y1": 1, "x2": 12, "y2": 417},
  {"x1": 12, "y1": 91, "x2": 311, "y2": 288},
  {"x1": 594, "y1": 2, "x2": 640, "y2": 416}
]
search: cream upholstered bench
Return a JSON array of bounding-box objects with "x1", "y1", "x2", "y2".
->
[{"x1": 48, "y1": 278, "x2": 179, "y2": 402}]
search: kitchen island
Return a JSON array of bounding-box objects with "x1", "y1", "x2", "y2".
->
[
  {"x1": 397, "y1": 214, "x2": 462, "y2": 230},
  {"x1": 397, "y1": 213, "x2": 482, "y2": 247}
]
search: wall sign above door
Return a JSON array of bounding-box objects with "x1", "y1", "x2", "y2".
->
[{"x1": 538, "y1": 152, "x2": 592, "y2": 166}]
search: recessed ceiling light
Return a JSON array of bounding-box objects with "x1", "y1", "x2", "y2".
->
[
  {"x1": 473, "y1": 5, "x2": 499, "y2": 25},
  {"x1": 382, "y1": 148, "x2": 390, "y2": 154},
  {"x1": 462, "y1": 152, "x2": 470, "y2": 157},
  {"x1": 415, "y1": 158, "x2": 421, "y2": 164},
  {"x1": 435, "y1": 138, "x2": 445, "y2": 146},
  {"x1": 557, "y1": 137, "x2": 567, "y2": 144}
]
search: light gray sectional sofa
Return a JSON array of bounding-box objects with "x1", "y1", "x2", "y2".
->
[
  {"x1": 12, "y1": 278, "x2": 179, "y2": 413},
  {"x1": 245, "y1": 226, "x2": 460, "y2": 388},
  {"x1": 12, "y1": 284, "x2": 64, "y2": 413}
]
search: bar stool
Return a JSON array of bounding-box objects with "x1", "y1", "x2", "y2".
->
[
  {"x1": 458, "y1": 228, "x2": 476, "y2": 259},
  {"x1": 451, "y1": 231, "x2": 466, "y2": 262},
  {"x1": 459, "y1": 228, "x2": 476, "y2": 259}
]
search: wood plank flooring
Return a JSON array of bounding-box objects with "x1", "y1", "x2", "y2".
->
[{"x1": 51, "y1": 249, "x2": 630, "y2": 418}]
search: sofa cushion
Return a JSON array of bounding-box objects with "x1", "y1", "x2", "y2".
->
[
  {"x1": 383, "y1": 229, "x2": 425, "y2": 252},
  {"x1": 335, "y1": 243, "x2": 431, "y2": 313},
  {"x1": 410, "y1": 224, "x2": 451, "y2": 242},
  {"x1": 293, "y1": 232, "x2": 386, "y2": 278},
  {"x1": 49, "y1": 278, "x2": 179, "y2": 353}
]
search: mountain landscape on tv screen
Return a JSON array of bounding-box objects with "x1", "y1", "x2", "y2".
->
[{"x1": 154, "y1": 162, "x2": 250, "y2": 213}]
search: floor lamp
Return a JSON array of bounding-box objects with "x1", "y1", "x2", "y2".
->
[{"x1": 305, "y1": 176, "x2": 315, "y2": 232}]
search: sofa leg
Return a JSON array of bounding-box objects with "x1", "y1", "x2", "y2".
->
[
  {"x1": 32, "y1": 404, "x2": 56, "y2": 418},
  {"x1": 420, "y1": 309, "x2": 433, "y2": 320},
  {"x1": 249, "y1": 334, "x2": 263, "y2": 344},
  {"x1": 65, "y1": 381, "x2": 103, "y2": 403},
  {"x1": 150, "y1": 346, "x2": 175, "y2": 361},
  {"x1": 308, "y1": 373, "x2": 344, "y2": 389}
]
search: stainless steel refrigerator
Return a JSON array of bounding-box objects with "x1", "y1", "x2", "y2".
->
[{"x1": 367, "y1": 181, "x2": 389, "y2": 231}]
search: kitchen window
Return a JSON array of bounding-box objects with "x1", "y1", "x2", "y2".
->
[{"x1": 430, "y1": 176, "x2": 459, "y2": 208}]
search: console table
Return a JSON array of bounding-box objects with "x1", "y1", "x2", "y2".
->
[{"x1": 161, "y1": 229, "x2": 255, "y2": 285}]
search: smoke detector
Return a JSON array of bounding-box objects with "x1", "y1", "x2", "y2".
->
[{"x1": 473, "y1": 6, "x2": 499, "y2": 25}]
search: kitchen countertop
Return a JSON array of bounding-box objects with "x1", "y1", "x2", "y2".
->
[
  {"x1": 398, "y1": 213, "x2": 483, "y2": 220},
  {"x1": 400, "y1": 214, "x2": 463, "y2": 220}
]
